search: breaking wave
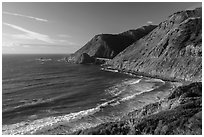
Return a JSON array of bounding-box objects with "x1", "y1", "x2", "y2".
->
[{"x1": 2, "y1": 99, "x2": 115, "y2": 135}]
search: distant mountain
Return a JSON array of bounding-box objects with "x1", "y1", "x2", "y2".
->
[
  {"x1": 67, "y1": 25, "x2": 157, "y2": 64},
  {"x1": 106, "y1": 7, "x2": 202, "y2": 82}
]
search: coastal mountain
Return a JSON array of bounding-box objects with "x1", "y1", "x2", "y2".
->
[
  {"x1": 106, "y1": 7, "x2": 202, "y2": 82},
  {"x1": 67, "y1": 25, "x2": 157, "y2": 63},
  {"x1": 69, "y1": 7, "x2": 202, "y2": 135}
]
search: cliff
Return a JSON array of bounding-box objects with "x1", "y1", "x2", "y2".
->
[
  {"x1": 106, "y1": 7, "x2": 202, "y2": 82},
  {"x1": 67, "y1": 25, "x2": 157, "y2": 64},
  {"x1": 65, "y1": 7, "x2": 202, "y2": 135}
]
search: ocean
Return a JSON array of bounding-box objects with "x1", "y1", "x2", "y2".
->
[{"x1": 2, "y1": 54, "x2": 173, "y2": 135}]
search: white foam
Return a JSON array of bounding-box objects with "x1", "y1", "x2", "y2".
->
[
  {"x1": 124, "y1": 79, "x2": 141, "y2": 85},
  {"x1": 109, "y1": 101, "x2": 120, "y2": 106},
  {"x1": 99, "y1": 98, "x2": 116, "y2": 108},
  {"x1": 120, "y1": 88, "x2": 154, "y2": 102},
  {"x1": 105, "y1": 79, "x2": 141, "y2": 97},
  {"x1": 105, "y1": 86, "x2": 124, "y2": 97},
  {"x1": 101, "y1": 68, "x2": 119, "y2": 73},
  {"x1": 2, "y1": 100, "x2": 113, "y2": 135},
  {"x1": 3, "y1": 98, "x2": 53, "y2": 113},
  {"x1": 3, "y1": 77, "x2": 164, "y2": 134},
  {"x1": 144, "y1": 78, "x2": 165, "y2": 84},
  {"x1": 36, "y1": 58, "x2": 52, "y2": 62}
]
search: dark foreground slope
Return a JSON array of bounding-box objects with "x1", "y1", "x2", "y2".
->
[
  {"x1": 106, "y1": 7, "x2": 202, "y2": 82},
  {"x1": 67, "y1": 25, "x2": 157, "y2": 63},
  {"x1": 73, "y1": 82, "x2": 202, "y2": 135}
]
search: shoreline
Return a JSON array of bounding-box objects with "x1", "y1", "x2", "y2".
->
[
  {"x1": 2, "y1": 72, "x2": 180, "y2": 135},
  {"x1": 73, "y1": 82, "x2": 201, "y2": 135},
  {"x1": 3, "y1": 62, "x2": 195, "y2": 135},
  {"x1": 40, "y1": 81, "x2": 183, "y2": 134},
  {"x1": 101, "y1": 66, "x2": 189, "y2": 84}
]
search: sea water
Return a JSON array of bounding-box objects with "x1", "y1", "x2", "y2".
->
[{"x1": 2, "y1": 54, "x2": 172, "y2": 134}]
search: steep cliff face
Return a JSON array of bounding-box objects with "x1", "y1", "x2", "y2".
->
[
  {"x1": 106, "y1": 7, "x2": 202, "y2": 82},
  {"x1": 68, "y1": 25, "x2": 157, "y2": 63}
]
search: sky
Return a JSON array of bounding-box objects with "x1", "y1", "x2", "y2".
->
[{"x1": 2, "y1": 2, "x2": 202, "y2": 54}]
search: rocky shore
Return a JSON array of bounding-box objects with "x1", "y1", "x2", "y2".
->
[{"x1": 72, "y1": 82, "x2": 202, "y2": 135}]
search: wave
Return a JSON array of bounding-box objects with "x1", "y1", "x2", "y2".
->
[
  {"x1": 105, "y1": 86, "x2": 125, "y2": 97},
  {"x1": 101, "y1": 68, "x2": 119, "y2": 73},
  {"x1": 2, "y1": 81, "x2": 158, "y2": 135},
  {"x1": 105, "y1": 77, "x2": 162, "y2": 103},
  {"x1": 123, "y1": 79, "x2": 141, "y2": 85},
  {"x1": 109, "y1": 101, "x2": 120, "y2": 106},
  {"x1": 3, "y1": 78, "x2": 74, "y2": 95},
  {"x1": 120, "y1": 88, "x2": 154, "y2": 102},
  {"x1": 2, "y1": 98, "x2": 54, "y2": 114},
  {"x1": 144, "y1": 78, "x2": 165, "y2": 84},
  {"x1": 2, "y1": 97, "x2": 117, "y2": 135},
  {"x1": 4, "y1": 73, "x2": 70, "y2": 84},
  {"x1": 3, "y1": 89, "x2": 84, "y2": 113},
  {"x1": 105, "y1": 79, "x2": 141, "y2": 97},
  {"x1": 35, "y1": 58, "x2": 52, "y2": 62}
]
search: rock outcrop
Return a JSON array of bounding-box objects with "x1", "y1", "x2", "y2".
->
[
  {"x1": 106, "y1": 7, "x2": 202, "y2": 82},
  {"x1": 73, "y1": 82, "x2": 202, "y2": 135},
  {"x1": 75, "y1": 53, "x2": 95, "y2": 64},
  {"x1": 67, "y1": 25, "x2": 157, "y2": 63}
]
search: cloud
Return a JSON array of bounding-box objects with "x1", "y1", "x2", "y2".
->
[
  {"x1": 3, "y1": 23, "x2": 55, "y2": 44},
  {"x1": 19, "y1": 43, "x2": 74, "y2": 48},
  {"x1": 56, "y1": 39, "x2": 76, "y2": 45},
  {"x1": 11, "y1": 34, "x2": 36, "y2": 40},
  {"x1": 2, "y1": 41, "x2": 20, "y2": 47},
  {"x1": 147, "y1": 21, "x2": 153, "y2": 24},
  {"x1": 3, "y1": 11, "x2": 48, "y2": 22},
  {"x1": 21, "y1": 44, "x2": 31, "y2": 48},
  {"x1": 3, "y1": 23, "x2": 77, "y2": 46}
]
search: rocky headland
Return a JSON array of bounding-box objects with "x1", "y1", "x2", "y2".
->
[
  {"x1": 66, "y1": 25, "x2": 157, "y2": 64},
  {"x1": 65, "y1": 7, "x2": 202, "y2": 135},
  {"x1": 106, "y1": 7, "x2": 202, "y2": 82}
]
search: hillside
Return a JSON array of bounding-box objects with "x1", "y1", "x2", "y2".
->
[
  {"x1": 70, "y1": 7, "x2": 202, "y2": 135},
  {"x1": 67, "y1": 25, "x2": 157, "y2": 63},
  {"x1": 73, "y1": 82, "x2": 202, "y2": 135},
  {"x1": 106, "y1": 7, "x2": 202, "y2": 82},
  {"x1": 63, "y1": 7, "x2": 202, "y2": 135}
]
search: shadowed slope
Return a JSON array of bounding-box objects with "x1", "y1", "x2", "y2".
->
[{"x1": 67, "y1": 25, "x2": 157, "y2": 63}]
